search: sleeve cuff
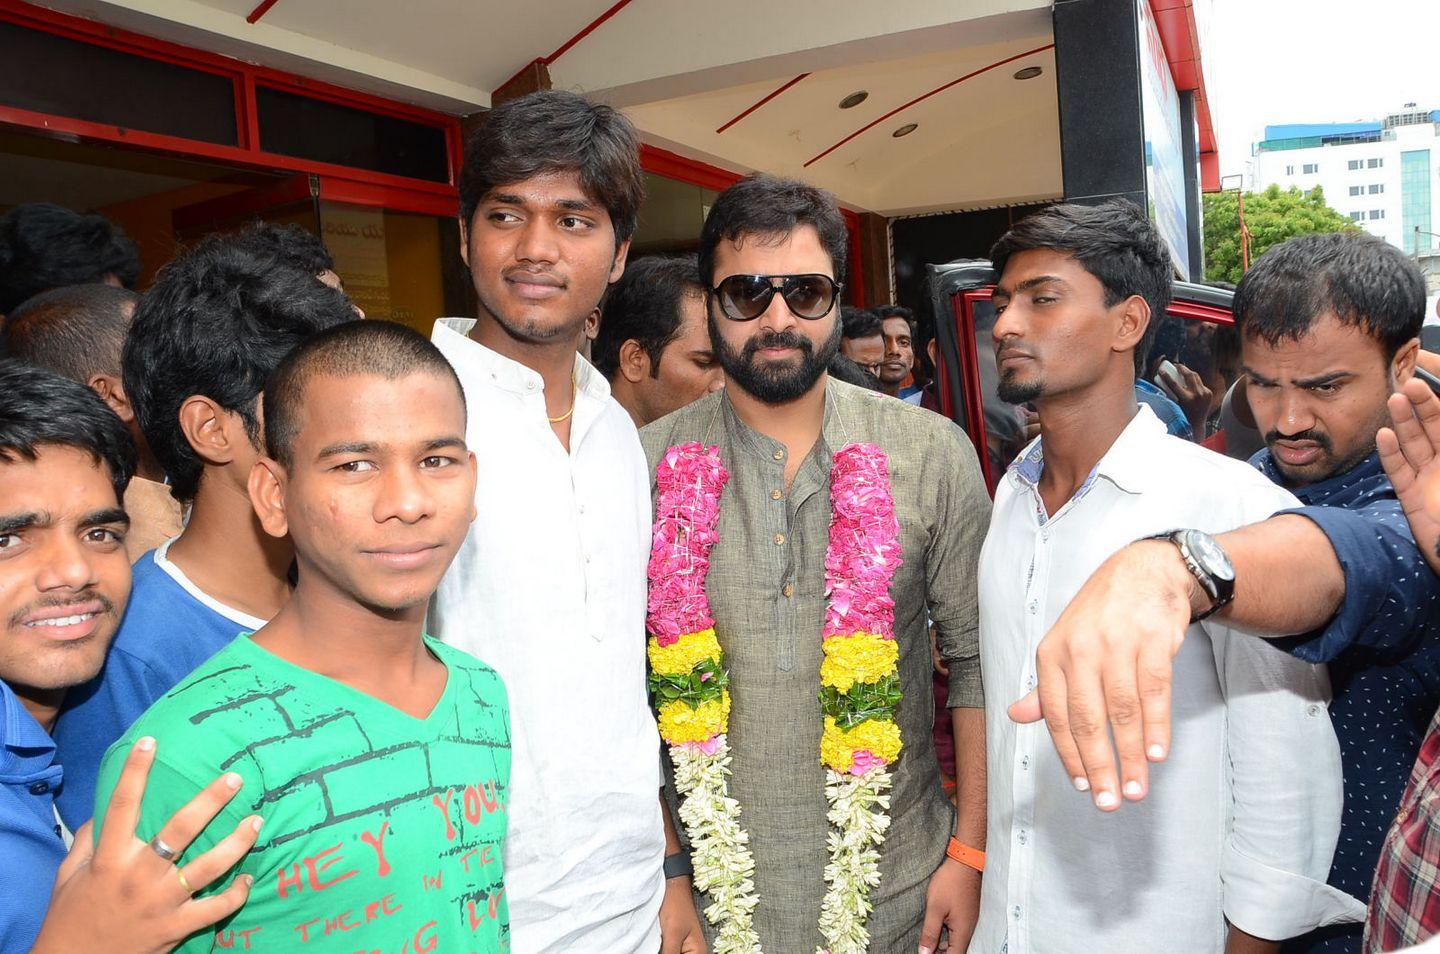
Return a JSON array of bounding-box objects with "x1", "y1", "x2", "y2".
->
[
  {"x1": 945, "y1": 659, "x2": 984, "y2": 709},
  {"x1": 1268, "y1": 505, "x2": 1392, "y2": 663},
  {"x1": 1222, "y1": 843, "x2": 1367, "y2": 940}
]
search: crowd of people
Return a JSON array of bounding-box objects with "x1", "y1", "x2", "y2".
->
[{"x1": 1, "y1": 87, "x2": 1439, "y2": 954}]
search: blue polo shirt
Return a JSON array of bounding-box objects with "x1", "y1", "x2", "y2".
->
[
  {"x1": 1257, "y1": 451, "x2": 1440, "y2": 954},
  {"x1": 52, "y1": 539, "x2": 263, "y2": 829},
  {"x1": 0, "y1": 679, "x2": 66, "y2": 951}
]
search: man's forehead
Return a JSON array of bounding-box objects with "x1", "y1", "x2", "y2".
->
[
  {"x1": 996, "y1": 248, "x2": 1087, "y2": 289},
  {"x1": 485, "y1": 169, "x2": 596, "y2": 206},
  {"x1": 0, "y1": 448, "x2": 119, "y2": 510},
  {"x1": 718, "y1": 225, "x2": 831, "y2": 267},
  {"x1": 295, "y1": 373, "x2": 465, "y2": 451},
  {"x1": 1240, "y1": 313, "x2": 1388, "y2": 367}
]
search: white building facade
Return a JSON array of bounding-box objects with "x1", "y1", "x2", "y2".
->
[{"x1": 1252, "y1": 107, "x2": 1440, "y2": 254}]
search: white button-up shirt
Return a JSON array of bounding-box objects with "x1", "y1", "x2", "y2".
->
[
  {"x1": 430, "y1": 319, "x2": 664, "y2": 954},
  {"x1": 970, "y1": 407, "x2": 1365, "y2": 954}
]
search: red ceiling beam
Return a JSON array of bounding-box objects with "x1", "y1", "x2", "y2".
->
[
  {"x1": 546, "y1": 0, "x2": 633, "y2": 65},
  {"x1": 716, "y1": 73, "x2": 810, "y2": 135},
  {"x1": 494, "y1": 0, "x2": 634, "y2": 97},
  {"x1": 245, "y1": 0, "x2": 280, "y2": 24},
  {"x1": 804, "y1": 44, "x2": 1054, "y2": 168}
]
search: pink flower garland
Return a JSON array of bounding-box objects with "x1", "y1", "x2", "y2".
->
[
  {"x1": 824, "y1": 443, "x2": 903, "y2": 640},
  {"x1": 647, "y1": 442, "x2": 728, "y2": 645}
]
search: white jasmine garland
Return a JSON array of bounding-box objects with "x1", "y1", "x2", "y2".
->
[
  {"x1": 817, "y1": 768, "x2": 895, "y2": 954},
  {"x1": 672, "y1": 739, "x2": 762, "y2": 953}
]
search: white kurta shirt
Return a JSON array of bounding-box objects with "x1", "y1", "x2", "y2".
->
[
  {"x1": 430, "y1": 319, "x2": 664, "y2": 954},
  {"x1": 970, "y1": 407, "x2": 1365, "y2": 954}
]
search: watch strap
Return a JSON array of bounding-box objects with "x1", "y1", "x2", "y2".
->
[
  {"x1": 663, "y1": 850, "x2": 693, "y2": 880},
  {"x1": 946, "y1": 837, "x2": 985, "y2": 872},
  {"x1": 1145, "y1": 530, "x2": 1232, "y2": 622}
]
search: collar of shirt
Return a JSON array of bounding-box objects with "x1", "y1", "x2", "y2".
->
[
  {"x1": 0, "y1": 680, "x2": 58, "y2": 783},
  {"x1": 1250, "y1": 448, "x2": 1384, "y2": 505},
  {"x1": 716, "y1": 382, "x2": 888, "y2": 504},
  {"x1": 1007, "y1": 405, "x2": 1164, "y2": 505},
  {"x1": 434, "y1": 317, "x2": 612, "y2": 404}
]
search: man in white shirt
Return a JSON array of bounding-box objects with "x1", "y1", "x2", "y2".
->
[
  {"x1": 971, "y1": 201, "x2": 1359, "y2": 953},
  {"x1": 429, "y1": 90, "x2": 701, "y2": 953}
]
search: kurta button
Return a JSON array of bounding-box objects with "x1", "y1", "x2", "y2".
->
[
  {"x1": 772, "y1": 449, "x2": 784, "y2": 461},
  {"x1": 771, "y1": 489, "x2": 783, "y2": 500},
  {"x1": 783, "y1": 584, "x2": 793, "y2": 598},
  {"x1": 773, "y1": 533, "x2": 786, "y2": 546}
]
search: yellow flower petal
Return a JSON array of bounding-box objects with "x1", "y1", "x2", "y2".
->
[
  {"x1": 648, "y1": 628, "x2": 723, "y2": 675},
  {"x1": 819, "y1": 632, "x2": 899, "y2": 692},
  {"x1": 820, "y1": 715, "x2": 903, "y2": 771},
  {"x1": 658, "y1": 693, "x2": 731, "y2": 744}
]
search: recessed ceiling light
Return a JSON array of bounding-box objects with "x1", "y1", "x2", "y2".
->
[
  {"x1": 892, "y1": 123, "x2": 918, "y2": 138},
  {"x1": 1013, "y1": 66, "x2": 1043, "y2": 80},
  {"x1": 839, "y1": 91, "x2": 869, "y2": 109}
]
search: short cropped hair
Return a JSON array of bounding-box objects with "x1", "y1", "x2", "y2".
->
[
  {"x1": 698, "y1": 174, "x2": 849, "y2": 288},
  {"x1": 4, "y1": 284, "x2": 139, "y2": 383},
  {"x1": 459, "y1": 90, "x2": 644, "y2": 246},
  {"x1": 0, "y1": 359, "x2": 135, "y2": 501},
  {"x1": 122, "y1": 233, "x2": 358, "y2": 501},
  {"x1": 841, "y1": 306, "x2": 882, "y2": 341},
  {"x1": 0, "y1": 203, "x2": 141, "y2": 315},
  {"x1": 875, "y1": 304, "x2": 916, "y2": 335},
  {"x1": 1234, "y1": 231, "x2": 1425, "y2": 359},
  {"x1": 592, "y1": 255, "x2": 704, "y2": 379},
  {"x1": 264, "y1": 320, "x2": 465, "y2": 469},
  {"x1": 224, "y1": 222, "x2": 335, "y2": 276},
  {"x1": 990, "y1": 200, "x2": 1173, "y2": 372}
]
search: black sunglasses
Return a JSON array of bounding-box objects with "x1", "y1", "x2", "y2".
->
[{"x1": 709, "y1": 273, "x2": 842, "y2": 322}]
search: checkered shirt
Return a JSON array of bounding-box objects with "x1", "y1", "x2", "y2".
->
[{"x1": 1367, "y1": 707, "x2": 1440, "y2": 951}]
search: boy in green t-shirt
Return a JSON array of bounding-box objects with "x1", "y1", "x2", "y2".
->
[{"x1": 94, "y1": 320, "x2": 511, "y2": 953}]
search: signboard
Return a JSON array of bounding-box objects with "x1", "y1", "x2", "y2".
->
[
  {"x1": 1138, "y1": 0, "x2": 1190, "y2": 278},
  {"x1": 323, "y1": 206, "x2": 392, "y2": 320}
]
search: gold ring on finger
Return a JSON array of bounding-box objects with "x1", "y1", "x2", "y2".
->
[{"x1": 177, "y1": 868, "x2": 194, "y2": 895}]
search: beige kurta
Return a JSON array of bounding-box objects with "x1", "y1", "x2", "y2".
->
[{"x1": 640, "y1": 379, "x2": 990, "y2": 952}]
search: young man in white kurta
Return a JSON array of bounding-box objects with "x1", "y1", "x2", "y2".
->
[{"x1": 431, "y1": 318, "x2": 664, "y2": 951}]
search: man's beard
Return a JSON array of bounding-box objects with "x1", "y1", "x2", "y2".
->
[
  {"x1": 997, "y1": 369, "x2": 1044, "y2": 405},
  {"x1": 711, "y1": 315, "x2": 841, "y2": 405},
  {"x1": 476, "y1": 290, "x2": 589, "y2": 345}
]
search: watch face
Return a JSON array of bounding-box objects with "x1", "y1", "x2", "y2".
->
[{"x1": 1185, "y1": 531, "x2": 1235, "y2": 582}]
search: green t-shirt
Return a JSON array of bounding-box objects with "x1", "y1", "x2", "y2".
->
[{"x1": 94, "y1": 633, "x2": 511, "y2": 953}]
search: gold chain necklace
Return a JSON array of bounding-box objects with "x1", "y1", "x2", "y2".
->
[{"x1": 548, "y1": 371, "x2": 578, "y2": 424}]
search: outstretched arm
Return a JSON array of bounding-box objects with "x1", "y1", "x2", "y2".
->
[{"x1": 1009, "y1": 514, "x2": 1344, "y2": 811}]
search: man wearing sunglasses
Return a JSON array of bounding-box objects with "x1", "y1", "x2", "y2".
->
[{"x1": 640, "y1": 174, "x2": 991, "y2": 953}]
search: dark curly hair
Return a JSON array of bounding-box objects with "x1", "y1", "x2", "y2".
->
[{"x1": 0, "y1": 203, "x2": 141, "y2": 315}]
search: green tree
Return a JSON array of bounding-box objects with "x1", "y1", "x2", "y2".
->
[{"x1": 1203, "y1": 184, "x2": 1360, "y2": 285}]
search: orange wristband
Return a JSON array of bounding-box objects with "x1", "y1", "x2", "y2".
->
[{"x1": 946, "y1": 837, "x2": 985, "y2": 872}]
